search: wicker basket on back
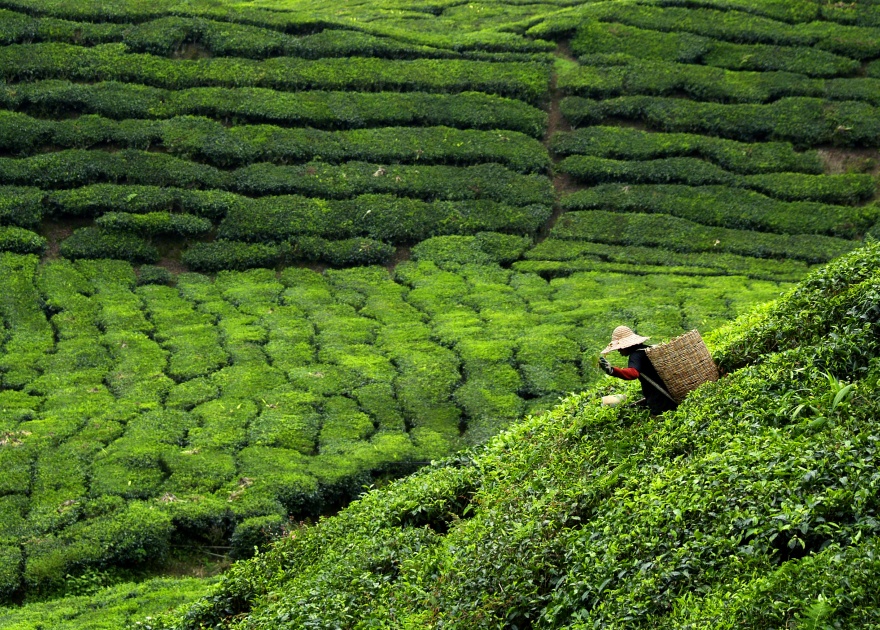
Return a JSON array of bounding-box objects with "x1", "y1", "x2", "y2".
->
[{"x1": 645, "y1": 330, "x2": 719, "y2": 403}]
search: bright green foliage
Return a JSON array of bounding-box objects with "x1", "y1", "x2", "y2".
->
[
  {"x1": 161, "y1": 243, "x2": 880, "y2": 630},
  {"x1": 5, "y1": 253, "x2": 777, "y2": 601},
  {"x1": 0, "y1": 577, "x2": 213, "y2": 629}
]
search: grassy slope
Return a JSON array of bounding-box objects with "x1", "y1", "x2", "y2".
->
[{"x1": 156, "y1": 241, "x2": 880, "y2": 629}]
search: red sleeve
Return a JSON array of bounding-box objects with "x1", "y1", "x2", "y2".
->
[{"x1": 611, "y1": 366, "x2": 640, "y2": 380}]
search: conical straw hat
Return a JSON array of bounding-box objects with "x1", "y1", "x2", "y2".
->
[{"x1": 601, "y1": 325, "x2": 650, "y2": 355}]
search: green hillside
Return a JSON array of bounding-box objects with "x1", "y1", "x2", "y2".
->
[
  {"x1": 0, "y1": 0, "x2": 879, "y2": 621},
  {"x1": 153, "y1": 240, "x2": 880, "y2": 629}
]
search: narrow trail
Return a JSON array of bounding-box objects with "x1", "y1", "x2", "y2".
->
[{"x1": 537, "y1": 40, "x2": 584, "y2": 243}]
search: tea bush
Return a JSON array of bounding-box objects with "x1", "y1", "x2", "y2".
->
[
  {"x1": 557, "y1": 155, "x2": 876, "y2": 204},
  {"x1": 551, "y1": 210, "x2": 858, "y2": 263},
  {"x1": 96, "y1": 212, "x2": 212, "y2": 237},
  {"x1": 0, "y1": 111, "x2": 551, "y2": 173},
  {"x1": 518, "y1": 240, "x2": 813, "y2": 282},
  {"x1": 217, "y1": 194, "x2": 551, "y2": 243},
  {"x1": 550, "y1": 126, "x2": 822, "y2": 174},
  {"x1": 0, "y1": 43, "x2": 551, "y2": 104},
  {"x1": 561, "y1": 184, "x2": 878, "y2": 238},
  {"x1": 560, "y1": 58, "x2": 864, "y2": 105},
  {"x1": 161, "y1": 243, "x2": 880, "y2": 630},
  {"x1": 0, "y1": 227, "x2": 47, "y2": 255},
  {"x1": 59, "y1": 227, "x2": 159, "y2": 263},
  {"x1": 0, "y1": 80, "x2": 547, "y2": 136},
  {"x1": 571, "y1": 20, "x2": 860, "y2": 77},
  {"x1": 561, "y1": 95, "x2": 880, "y2": 147}
]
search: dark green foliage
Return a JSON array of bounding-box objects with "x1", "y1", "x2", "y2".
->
[
  {"x1": 0, "y1": 186, "x2": 44, "y2": 228},
  {"x1": 294, "y1": 237, "x2": 396, "y2": 267},
  {"x1": 230, "y1": 161, "x2": 553, "y2": 204},
  {"x1": 0, "y1": 149, "x2": 227, "y2": 189},
  {"x1": 137, "y1": 265, "x2": 173, "y2": 286},
  {"x1": 96, "y1": 212, "x2": 212, "y2": 237},
  {"x1": 0, "y1": 226, "x2": 47, "y2": 255},
  {"x1": 571, "y1": 20, "x2": 861, "y2": 78},
  {"x1": 1, "y1": 80, "x2": 547, "y2": 137},
  {"x1": 551, "y1": 211, "x2": 858, "y2": 263},
  {"x1": 412, "y1": 233, "x2": 532, "y2": 267},
  {"x1": 518, "y1": 240, "x2": 813, "y2": 282},
  {"x1": 561, "y1": 184, "x2": 879, "y2": 238},
  {"x1": 0, "y1": 545, "x2": 21, "y2": 599},
  {"x1": 703, "y1": 40, "x2": 860, "y2": 77},
  {"x1": 582, "y1": 3, "x2": 880, "y2": 59},
  {"x1": 0, "y1": 43, "x2": 550, "y2": 104},
  {"x1": 0, "y1": 111, "x2": 550, "y2": 173},
  {"x1": 550, "y1": 126, "x2": 822, "y2": 174},
  {"x1": 182, "y1": 241, "x2": 279, "y2": 272},
  {"x1": 561, "y1": 95, "x2": 880, "y2": 147},
  {"x1": 571, "y1": 20, "x2": 709, "y2": 63},
  {"x1": 217, "y1": 194, "x2": 550, "y2": 243},
  {"x1": 59, "y1": 227, "x2": 159, "y2": 263},
  {"x1": 229, "y1": 514, "x2": 287, "y2": 560}
]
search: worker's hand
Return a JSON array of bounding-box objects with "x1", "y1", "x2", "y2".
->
[{"x1": 598, "y1": 356, "x2": 614, "y2": 376}]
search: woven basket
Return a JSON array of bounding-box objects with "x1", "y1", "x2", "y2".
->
[{"x1": 645, "y1": 330, "x2": 719, "y2": 403}]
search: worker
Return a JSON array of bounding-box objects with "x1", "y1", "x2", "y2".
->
[{"x1": 598, "y1": 326, "x2": 677, "y2": 415}]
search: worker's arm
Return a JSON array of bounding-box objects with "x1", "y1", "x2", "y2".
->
[
  {"x1": 611, "y1": 366, "x2": 640, "y2": 380},
  {"x1": 599, "y1": 357, "x2": 640, "y2": 380}
]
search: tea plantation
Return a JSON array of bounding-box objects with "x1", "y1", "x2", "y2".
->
[{"x1": 0, "y1": 0, "x2": 878, "y2": 624}]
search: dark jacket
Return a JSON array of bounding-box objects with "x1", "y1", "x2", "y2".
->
[{"x1": 610, "y1": 345, "x2": 677, "y2": 414}]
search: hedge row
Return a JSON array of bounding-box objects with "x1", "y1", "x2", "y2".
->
[
  {"x1": 0, "y1": 226, "x2": 47, "y2": 255},
  {"x1": 0, "y1": 43, "x2": 551, "y2": 104},
  {"x1": 228, "y1": 162, "x2": 554, "y2": 204},
  {"x1": 0, "y1": 112, "x2": 550, "y2": 172},
  {"x1": 180, "y1": 237, "x2": 396, "y2": 271},
  {"x1": 0, "y1": 81, "x2": 547, "y2": 137},
  {"x1": 561, "y1": 184, "x2": 878, "y2": 238},
  {"x1": 58, "y1": 227, "x2": 160, "y2": 263},
  {"x1": 570, "y1": 21, "x2": 860, "y2": 77},
  {"x1": 0, "y1": 185, "x2": 44, "y2": 227},
  {"x1": 518, "y1": 239, "x2": 813, "y2": 281},
  {"x1": 560, "y1": 95, "x2": 880, "y2": 147},
  {"x1": 0, "y1": 12, "x2": 485, "y2": 61},
  {"x1": 582, "y1": 4, "x2": 880, "y2": 59},
  {"x1": 559, "y1": 57, "x2": 878, "y2": 106},
  {"x1": 550, "y1": 210, "x2": 858, "y2": 263},
  {"x1": 0, "y1": 154, "x2": 554, "y2": 208},
  {"x1": 37, "y1": 163, "x2": 552, "y2": 213},
  {"x1": 95, "y1": 212, "x2": 213, "y2": 237},
  {"x1": 216, "y1": 194, "x2": 551, "y2": 243},
  {"x1": 411, "y1": 233, "x2": 532, "y2": 268},
  {"x1": 550, "y1": 126, "x2": 822, "y2": 174},
  {"x1": 557, "y1": 156, "x2": 877, "y2": 204}
]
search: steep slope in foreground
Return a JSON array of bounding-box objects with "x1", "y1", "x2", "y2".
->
[{"x1": 160, "y1": 240, "x2": 880, "y2": 629}]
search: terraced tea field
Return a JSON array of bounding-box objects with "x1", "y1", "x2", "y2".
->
[{"x1": 0, "y1": 0, "x2": 877, "y2": 614}]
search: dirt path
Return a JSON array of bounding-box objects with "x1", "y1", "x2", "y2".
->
[{"x1": 536, "y1": 40, "x2": 587, "y2": 244}]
